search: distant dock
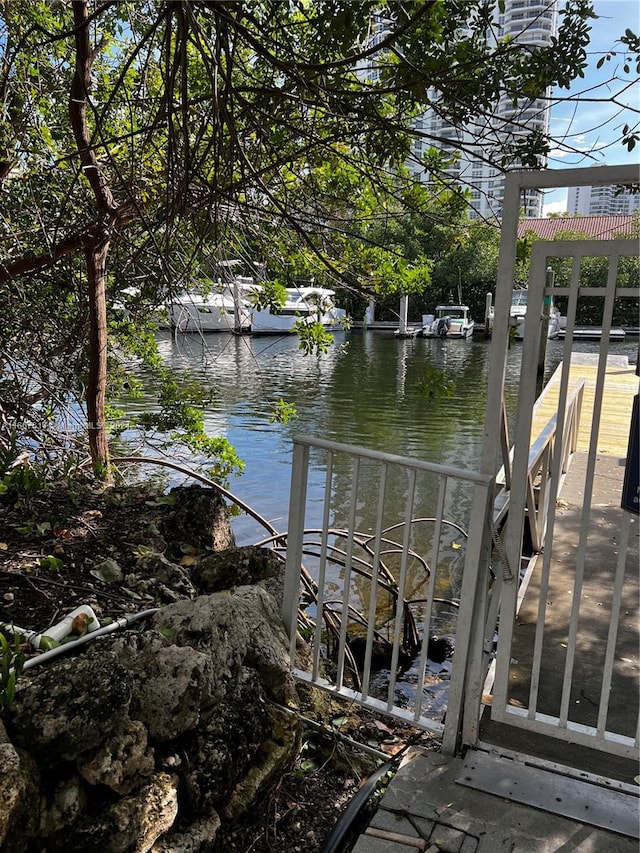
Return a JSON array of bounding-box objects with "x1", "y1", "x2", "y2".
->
[{"x1": 559, "y1": 327, "x2": 627, "y2": 341}]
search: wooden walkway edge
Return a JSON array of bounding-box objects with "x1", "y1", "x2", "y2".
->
[{"x1": 531, "y1": 353, "x2": 638, "y2": 458}]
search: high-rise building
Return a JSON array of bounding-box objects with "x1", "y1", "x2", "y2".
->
[
  {"x1": 407, "y1": 0, "x2": 558, "y2": 221},
  {"x1": 567, "y1": 183, "x2": 640, "y2": 216}
]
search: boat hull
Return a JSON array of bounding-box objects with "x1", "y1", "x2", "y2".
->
[
  {"x1": 250, "y1": 288, "x2": 346, "y2": 335},
  {"x1": 170, "y1": 294, "x2": 251, "y2": 333},
  {"x1": 420, "y1": 305, "x2": 475, "y2": 339},
  {"x1": 487, "y1": 289, "x2": 564, "y2": 341},
  {"x1": 421, "y1": 324, "x2": 474, "y2": 339},
  {"x1": 510, "y1": 307, "x2": 562, "y2": 340},
  {"x1": 250, "y1": 313, "x2": 346, "y2": 335}
]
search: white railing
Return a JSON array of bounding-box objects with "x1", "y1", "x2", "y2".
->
[
  {"x1": 524, "y1": 379, "x2": 584, "y2": 552},
  {"x1": 475, "y1": 223, "x2": 640, "y2": 764},
  {"x1": 493, "y1": 380, "x2": 585, "y2": 552},
  {"x1": 281, "y1": 435, "x2": 494, "y2": 737}
]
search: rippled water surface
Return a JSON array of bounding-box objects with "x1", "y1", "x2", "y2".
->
[
  {"x1": 124, "y1": 330, "x2": 637, "y2": 546},
  {"x1": 121, "y1": 329, "x2": 637, "y2": 715}
]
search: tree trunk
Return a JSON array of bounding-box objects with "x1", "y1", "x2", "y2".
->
[
  {"x1": 70, "y1": 0, "x2": 119, "y2": 482},
  {"x1": 85, "y1": 237, "x2": 111, "y2": 481}
]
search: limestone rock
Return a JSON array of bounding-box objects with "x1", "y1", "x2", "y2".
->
[
  {"x1": 78, "y1": 717, "x2": 155, "y2": 794},
  {"x1": 131, "y1": 551, "x2": 197, "y2": 603},
  {"x1": 193, "y1": 545, "x2": 282, "y2": 592},
  {"x1": 40, "y1": 772, "x2": 178, "y2": 853},
  {"x1": 8, "y1": 653, "x2": 132, "y2": 766},
  {"x1": 2, "y1": 571, "x2": 302, "y2": 852},
  {"x1": 150, "y1": 811, "x2": 221, "y2": 853},
  {"x1": 110, "y1": 772, "x2": 179, "y2": 853},
  {"x1": 37, "y1": 775, "x2": 86, "y2": 839},
  {"x1": 0, "y1": 722, "x2": 39, "y2": 850},
  {"x1": 161, "y1": 485, "x2": 235, "y2": 558},
  {"x1": 108, "y1": 632, "x2": 217, "y2": 741}
]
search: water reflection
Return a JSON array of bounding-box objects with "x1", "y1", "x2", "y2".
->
[
  {"x1": 121, "y1": 330, "x2": 636, "y2": 718},
  {"x1": 127, "y1": 330, "x2": 636, "y2": 545}
]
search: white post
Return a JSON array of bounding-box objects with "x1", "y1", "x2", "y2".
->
[
  {"x1": 399, "y1": 295, "x2": 409, "y2": 335},
  {"x1": 232, "y1": 277, "x2": 241, "y2": 333},
  {"x1": 484, "y1": 292, "x2": 493, "y2": 338},
  {"x1": 364, "y1": 300, "x2": 374, "y2": 325}
]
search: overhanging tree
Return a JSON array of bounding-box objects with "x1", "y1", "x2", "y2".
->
[{"x1": 0, "y1": 0, "x2": 636, "y2": 479}]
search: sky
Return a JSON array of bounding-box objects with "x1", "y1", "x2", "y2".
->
[{"x1": 542, "y1": 0, "x2": 640, "y2": 214}]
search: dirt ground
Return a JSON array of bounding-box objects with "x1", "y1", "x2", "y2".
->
[{"x1": 0, "y1": 481, "x2": 439, "y2": 853}]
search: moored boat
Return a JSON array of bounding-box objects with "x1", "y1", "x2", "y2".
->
[
  {"x1": 169, "y1": 277, "x2": 254, "y2": 333},
  {"x1": 487, "y1": 288, "x2": 563, "y2": 340},
  {"x1": 421, "y1": 304, "x2": 475, "y2": 339},
  {"x1": 250, "y1": 286, "x2": 346, "y2": 335}
]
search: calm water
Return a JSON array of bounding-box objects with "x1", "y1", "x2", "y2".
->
[
  {"x1": 121, "y1": 329, "x2": 636, "y2": 712},
  {"x1": 124, "y1": 329, "x2": 637, "y2": 546}
]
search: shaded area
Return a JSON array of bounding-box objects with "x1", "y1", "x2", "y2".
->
[{"x1": 482, "y1": 452, "x2": 639, "y2": 784}]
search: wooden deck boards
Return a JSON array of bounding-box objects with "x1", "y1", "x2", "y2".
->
[{"x1": 531, "y1": 354, "x2": 638, "y2": 459}]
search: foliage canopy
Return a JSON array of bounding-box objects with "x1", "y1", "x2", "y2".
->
[{"x1": 0, "y1": 0, "x2": 636, "y2": 479}]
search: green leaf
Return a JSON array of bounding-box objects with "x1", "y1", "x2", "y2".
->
[
  {"x1": 269, "y1": 398, "x2": 297, "y2": 425},
  {"x1": 40, "y1": 555, "x2": 63, "y2": 572}
]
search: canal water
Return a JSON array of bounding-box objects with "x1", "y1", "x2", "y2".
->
[
  {"x1": 122, "y1": 329, "x2": 637, "y2": 716},
  {"x1": 125, "y1": 329, "x2": 636, "y2": 547}
]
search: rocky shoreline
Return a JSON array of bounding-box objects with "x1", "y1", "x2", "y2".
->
[
  {"x1": 0, "y1": 481, "x2": 437, "y2": 852},
  {"x1": 1, "y1": 486, "x2": 306, "y2": 851}
]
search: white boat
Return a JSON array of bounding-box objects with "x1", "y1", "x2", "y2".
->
[
  {"x1": 169, "y1": 278, "x2": 254, "y2": 333},
  {"x1": 250, "y1": 286, "x2": 346, "y2": 336},
  {"x1": 113, "y1": 286, "x2": 169, "y2": 328},
  {"x1": 488, "y1": 288, "x2": 562, "y2": 340},
  {"x1": 421, "y1": 304, "x2": 475, "y2": 339}
]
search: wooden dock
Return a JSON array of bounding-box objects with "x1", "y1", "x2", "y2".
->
[
  {"x1": 558, "y1": 328, "x2": 627, "y2": 341},
  {"x1": 531, "y1": 354, "x2": 638, "y2": 458}
]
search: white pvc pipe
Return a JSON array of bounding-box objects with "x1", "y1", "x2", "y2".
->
[
  {"x1": 32, "y1": 604, "x2": 100, "y2": 649},
  {"x1": 20, "y1": 609, "x2": 160, "y2": 671}
]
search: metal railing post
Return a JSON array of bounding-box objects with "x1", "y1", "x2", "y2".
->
[
  {"x1": 282, "y1": 440, "x2": 310, "y2": 648},
  {"x1": 444, "y1": 480, "x2": 496, "y2": 754}
]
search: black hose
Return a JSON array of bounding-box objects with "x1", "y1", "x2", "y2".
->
[{"x1": 318, "y1": 757, "x2": 398, "y2": 853}]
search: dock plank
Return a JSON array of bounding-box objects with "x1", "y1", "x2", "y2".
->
[{"x1": 531, "y1": 355, "x2": 638, "y2": 458}]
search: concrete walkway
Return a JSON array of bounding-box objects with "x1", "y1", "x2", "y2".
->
[{"x1": 352, "y1": 748, "x2": 639, "y2": 853}]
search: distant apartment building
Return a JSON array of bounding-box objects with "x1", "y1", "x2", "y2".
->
[
  {"x1": 567, "y1": 182, "x2": 640, "y2": 216},
  {"x1": 407, "y1": 0, "x2": 558, "y2": 221}
]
